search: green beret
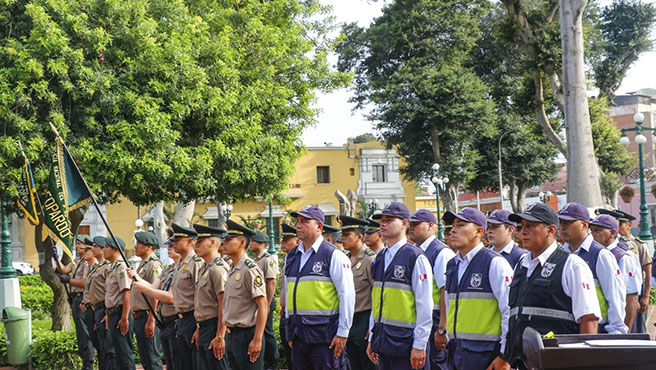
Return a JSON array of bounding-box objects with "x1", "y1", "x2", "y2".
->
[
  {"x1": 252, "y1": 232, "x2": 268, "y2": 243},
  {"x1": 76, "y1": 234, "x2": 93, "y2": 245},
  {"x1": 135, "y1": 231, "x2": 158, "y2": 246},
  {"x1": 106, "y1": 236, "x2": 126, "y2": 250}
]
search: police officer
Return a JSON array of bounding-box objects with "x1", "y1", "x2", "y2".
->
[
  {"x1": 286, "y1": 205, "x2": 355, "y2": 369},
  {"x1": 436, "y1": 208, "x2": 513, "y2": 370},
  {"x1": 486, "y1": 210, "x2": 525, "y2": 268},
  {"x1": 223, "y1": 219, "x2": 269, "y2": 369},
  {"x1": 408, "y1": 209, "x2": 455, "y2": 370},
  {"x1": 558, "y1": 202, "x2": 627, "y2": 334},
  {"x1": 58, "y1": 234, "x2": 95, "y2": 370},
  {"x1": 157, "y1": 234, "x2": 180, "y2": 370},
  {"x1": 363, "y1": 219, "x2": 383, "y2": 254},
  {"x1": 442, "y1": 219, "x2": 454, "y2": 251},
  {"x1": 589, "y1": 215, "x2": 642, "y2": 330},
  {"x1": 249, "y1": 231, "x2": 279, "y2": 370},
  {"x1": 323, "y1": 224, "x2": 342, "y2": 245},
  {"x1": 130, "y1": 231, "x2": 163, "y2": 370},
  {"x1": 191, "y1": 224, "x2": 230, "y2": 370},
  {"x1": 489, "y1": 203, "x2": 601, "y2": 369},
  {"x1": 366, "y1": 202, "x2": 432, "y2": 370},
  {"x1": 338, "y1": 215, "x2": 376, "y2": 370},
  {"x1": 279, "y1": 223, "x2": 299, "y2": 370},
  {"x1": 76, "y1": 240, "x2": 98, "y2": 370},
  {"x1": 104, "y1": 236, "x2": 136, "y2": 370}
]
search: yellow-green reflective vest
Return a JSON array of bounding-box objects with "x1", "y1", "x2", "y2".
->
[
  {"x1": 287, "y1": 276, "x2": 339, "y2": 316},
  {"x1": 372, "y1": 281, "x2": 416, "y2": 328},
  {"x1": 447, "y1": 291, "x2": 502, "y2": 342}
]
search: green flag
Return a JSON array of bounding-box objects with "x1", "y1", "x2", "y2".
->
[
  {"x1": 17, "y1": 154, "x2": 39, "y2": 225},
  {"x1": 59, "y1": 137, "x2": 92, "y2": 210}
]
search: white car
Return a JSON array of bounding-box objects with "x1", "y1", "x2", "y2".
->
[{"x1": 13, "y1": 262, "x2": 35, "y2": 275}]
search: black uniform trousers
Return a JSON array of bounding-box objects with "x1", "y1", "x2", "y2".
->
[
  {"x1": 175, "y1": 313, "x2": 205, "y2": 370},
  {"x1": 428, "y1": 310, "x2": 448, "y2": 370},
  {"x1": 107, "y1": 307, "x2": 137, "y2": 370},
  {"x1": 83, "y1": 305, "x2": 117, "y2": 370},
  {"x1": 279, "y1": 314, "x2": 293, "y2": 370},
  {"x1": 72, "y1": 293, "x2": 95, "y2": 366},
  {"x1": 227, "y1": 326, "x2": 264, "y2": 370},
  {"x1": 263, "y1": 298, "x2": 279, "y2": 369},
  {"x1": 133, "y1": 312, "x2": 163, "y2": 370},
  {"x1": 159, "y1": 318, "x2": 178, "y2": 370},
  {"x1": 346, "y1": 310, "x2": 376, "y2": 370},
  {"x1": 198, "y1": 317, "x2": 229, "y2": 370}
]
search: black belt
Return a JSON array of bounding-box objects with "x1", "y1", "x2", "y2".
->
[
  {"x1": 161, "y1": 314, "x2": 178, "y2": 324},
  {"x1": 177, "y1": 310, "x2": 194, "y2": 319},
  {"x1": 132, "y1": 310, "x2": 149, "y2": 319},
  {"x1": 91, "y1": 301, "x2": 105, "y2": 311},
  {"x1": 198, "y1": 317, "x2": 218, "y2": 328},
  {"x1": 106, "y1": 305, "x2": 123, "y2": 315},
  {"x1": 227, "y1": 326, "x2": 254, "y2": 333},
  {"x1": 71, "y1": 292, "x2": 83, "y2": 298}
]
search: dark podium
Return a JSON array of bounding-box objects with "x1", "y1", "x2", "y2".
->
[{"x1": 522, "y1": 327, "x2": 656, "y2": 369}]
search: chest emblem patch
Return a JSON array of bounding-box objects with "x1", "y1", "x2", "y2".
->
[
  {"x1": 393, "y1": 265, "x2": 405, "y2": 280},
  {"x1": 235, "y1": 272, "x2": 241, "y2": 281},
  {"x1": 312, "y1": 262, "x2": 323, "y2": 274},
  {"x1": 541, "y1": 262, "x2": 556, "y2": 278},
  {"x1": 356, "y1": 262, "x2": 362, "y2": 270},
  {"x1": 470, "y1": 273, "x2": 482, "y2": 288}
]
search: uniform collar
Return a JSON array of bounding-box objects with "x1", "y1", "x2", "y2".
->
[
  {"x1": 387, "y1": 237, "x2": 408, "y2": 254},
  {"x1": 256, "y1": 249, "x2": 268, "y2": 259},
  {"x1": 352, "y1": 244, "x2": 366, "y2": 260},
  {"x1": 522, "y1": 241, "x2": 558, "y2": 268},
  {"x1": 607, "y1": 239, "x2": 619, "y2": 251},
  {"x1": 500, "y1": 240, "x2": 515, "y2": 254},
  {"x1": 233, "y1": 252, "x2": 248, "y2": 270},
  {"x1": 418, "y1": 235, "x2": 436, "y2": 252},
  {"x1": 181, "y1": 251, "x2": 196, "y2": 265},
  {"x1": 297, "y1": 236, "x2": 324, "y2": 255},
  {"x1": 455, "y1": 242, "x2": 484, "y2": 264},
  {"x1": 564, "y1": 234, "x2": 593, "y2": 254}
]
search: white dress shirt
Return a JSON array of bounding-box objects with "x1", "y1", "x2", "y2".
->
[
  {"x1": 418, "y1": 235, "x2": 456, "y2": 290},
  {"x1": 285, "y1": 236, "x2": 355, "y2": 338},
  {"x1": 607, "y1": 239, "x2": 642, "y2": 295},
  {"x1": 521, "y1": 242, "x2": 601, "y2": 322},
  {"x1": 368, "y1": 237, "x2": 434, "y2": 350},
  {"x1": 564, "y1": 235, "x2": 627, "y2": 334},
  {"x1": 444, "y1": 243, "x2": 513, "y2": 351}
]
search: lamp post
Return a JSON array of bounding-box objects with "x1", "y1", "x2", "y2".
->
[
  {"x1": 620, "y1": 112, "x2": 654, "y2": 250},
  {"x1": 498, "y1": 128, "x2": 519, "y2": 210},
  {"x1": 267, "y1": 196, "x2": 276, "y2": 254},
  {"x1": 539, "y1": 191, "x2": 553, "y2": 204},
  {"x1": 221, "y1": 203, "x2": 233, "y2": 220},
  {"x1": 367, "y1": 199, "x2": 379, "y2": 218},
  {"x1": 430, "y1": 163, "x2": 449, "y2": 241},
  {"x1": 0, "y1": 201, "x2": 17, "y2": 278}
]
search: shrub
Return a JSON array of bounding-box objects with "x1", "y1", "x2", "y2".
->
[
  {"x1": 619, "y1": 185, "x2": 635, "y2": 198},
  {"x1": 30, "y1": 328, "x2": 81, "y2": 370},
  {"x1": 0, "y1": 334, "x2": 7, "y2": 367},
  {"x1": 19, "y1": 275, "x2": 53, "y2": 315}
]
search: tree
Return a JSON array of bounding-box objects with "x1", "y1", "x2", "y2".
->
[
  {"x1": 337, "y1": 0, "x2": 495, "y2": 211},
  {"x1": 0, "y1": 0, "x2": 345, "y2": 329},
  {"x1": 349, "y1": 133, "x2": 377, "y2": 143}
]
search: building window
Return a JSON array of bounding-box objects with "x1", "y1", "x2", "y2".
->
[
  {"x1": 77, "y1": 225, "x2": 90, "y2": 236},
  {"x1": 317, "y1": 166, "x2": 330, "y2": 184},
  {"x1": 350, "y1": 168, "x2": 355, "y2": 176},
  {"x1": 373, "y1": 164, "x2": 386, "y2": 182},
  {"x1": 208, "y1": 219, "x2": 219, "y2": 228}
]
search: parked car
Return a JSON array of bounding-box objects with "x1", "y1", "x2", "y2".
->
[{"x1": 13, "y1": 261, "x2": 35, "y2": 275}]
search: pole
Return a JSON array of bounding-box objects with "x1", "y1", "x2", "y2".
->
[
  {"x1": 436, "y1": 188, "x2": 444, "y2": 241},
  {"x1": 267, "y1": 196, "x2": 276, "y2": 254},
  {"x1": 638, "y1": 139, "x2": 653, "y2": 244},
  {"x1": 0, "y1": 201, "x2": 17, "y2": 278}
]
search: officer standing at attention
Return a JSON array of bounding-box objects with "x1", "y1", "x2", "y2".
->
[
  {"x1": 589, "y1": 215, "x2": 642, "y2": 330},
  {"x1": 250, "y1": 231, "x2": 280, "y2": 370},
  {"x1": 222, "y1": 219, "x2": 269, "y2": 369},
  {"x1": 286, "y1": 205, "x2": 355, "y2": 369},
  {"x1": 58, "y1": 234, "x2": 95, "y2": 370},
  {"x1": 408, "y1": 209, "x2": 455, "y2": 370},
  {"x1": 363, "y1": 219, "x2": 384, "y2": 254},
  {"x1": 279, "y1": 223, "x2": 299, "y2": 370},
  {"x1": 76, "y1": 240, "x2": 98, "y2": 370},
  {"x1": 435, "y1": 208, "x2": 513, "y2": 370},
  {"x1": 157, "y1": 234, "x2": 180, "y2": 370},
  {"x1": 486, "y1": 210, "x2": 526, "y2": 268},
  {"x1": 338, "y1": 215, "x2": 376, "y2": 370},
  {"x1": 191, "y1": 224, "x2": 230, "y2": 370},
  {"x1": 558, "y1": 203, "x2": 627, "y2": 334},
  {"x1": 104, "y1": 236, "x2": 136, "y2": 370},
  {"x1": 130, "y1": 231, "x2": 163, "y2": 370},
  {"x1": 488, "y1": 203, "x2": 601, "y2": 369},
  {"x1": 366, "y1": 202, "x2": 433, "y2": 370},
  {"x1": 442, "y1": 220, "x2": 454, "y2": 251}
]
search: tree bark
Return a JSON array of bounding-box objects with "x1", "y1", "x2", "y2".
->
[
  {"x1": 441, "y1": 185, "x2": 459, "y2": 212},
  {"x1": 515, "y1": 183, "x2": 527, "y2": 213},
  {"x1": 172, "y1": 201, "x2": 195, "y2": 227},
  {"x1": 152, "y1": 201, "x2": 167, "y2": 243},
  {"x1": 509, "y1": 179, "x2": 518, "y2": 212},
  {"x1": 559, "y1": 0, "x2": 603, "y2": 207}
]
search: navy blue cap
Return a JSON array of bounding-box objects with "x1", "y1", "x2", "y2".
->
[
  {"x1": 590, "y1": 214, "x2": 619, "y2": 232},
  {"x1": 509, "y1": 202, "x2": 559, "y2": 227},
  {"x1": 487, "y1": 209, "x2": 516, "y2": 227},
  {"x1": 281, "y1": 223, "x2": 297, "y2": 238},
  {"x1": 252, "y1": 232, "x2": 268, "y2": 243},
  {"x1": 372, "y1": 202, "x2": 410, "y2": 220},
  {"x1": 366, "y1": 219, "x2": 380, "y2": 234},
  {"x1": 225, "y1": 219, "x2": 256, "y2": 238},
  {"x1": 134, "y1": 231, "x2": 158, "y2": 246},
  {"x1": 322, "y1": 224, "x2": 340, "y2": 234},
  {"x1": 93, "y1": 236, "x2": 108, "y2": 247},
  {"x1": 409, "y1": 209, "x2": 437, "y2": 224},
  {"x1": 171, "y1": 223, "x2": 198, "y2": 239},
  {"x1": 290, "y1": 205, "x2": 325, "y2": 223},
  {"x1": 443, "y1": 208, "x2": 487, "y2": 231},
  {"x1": 338, "y1": 215, "x2": 370, "y2": 231},
  {"x1": 558, "y1": 202, "x2": 590, "y2": 221},
  {"x1": 193, "y1": 224, "x2": 226, "y2": 238}
]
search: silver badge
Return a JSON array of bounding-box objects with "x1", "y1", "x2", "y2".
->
[
  {"x1": 525, "y1": 203, "x2": 536, "y2": 213},
  {"x1": 541, "y1": 262, "x2": 556, "y2": 278},
  {"x1": 393, "y1": 265, "x2": 405, "y2": 280},
  {"x1": 312, "y1": 262, "x2": 323, "y2": 274},
  {"x1": 470, "y1": 273, "x2": 482, "y2": 288}
]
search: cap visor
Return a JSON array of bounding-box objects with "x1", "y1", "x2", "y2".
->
[
  {"x1": 509, "y1": 213, "x2": 541, "y2": 223},
  {"x1": 558, "y1": 215, "x2": 582, "y2": 221},
  {"x1": 486, "y1": 219, "x2": 504, "y2": 225},
  {"x1": 442, "y1": 211, "x2": 456, "y2": 225}
]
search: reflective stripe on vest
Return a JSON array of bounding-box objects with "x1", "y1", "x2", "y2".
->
[
  {"x1": 447, "y1": 292, "x2": 501, "y2": 342},
  {"x1": 509, "y1": 306, "x2": 576, "y2": 322},
  {"x1": 287, "y1": 276, "x2": 339, "y2": 316},
  {"x1": 372, "y1": 281, "x2": 416, "y2": 329},
  {"x1": 432, "y1": 280, "x2": 441, "y2": 311},
  {"x1": 593, "y1": 278, "x2": 609, "y2": 324}
]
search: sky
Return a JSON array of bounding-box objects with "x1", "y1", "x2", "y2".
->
[{"x1": 302, "y1": 0, "x2": 656, "y2": 147}]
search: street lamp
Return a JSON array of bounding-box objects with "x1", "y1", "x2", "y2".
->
[
  {"x1": 538, "y1": 191, "x2": 553, "y2": 204},
  {"x1": 431, "y1": 163, "x2": 449, "y2": 241},
  {"x1": 221, "y1": 203, "x2": 233, "y2": 220},
  {"x1": 367, "y1": 199, "x2": 379, "y2": 218},
  {"x1": 620, "y1": 112, "x2": 654, "y2": 249}
]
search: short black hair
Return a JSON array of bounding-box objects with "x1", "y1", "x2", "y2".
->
[{"x1": 343, "y1": 228, "x2": 365, "y2": 239}]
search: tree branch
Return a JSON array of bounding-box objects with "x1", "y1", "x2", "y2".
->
[
  {"x1": 533, "y1": 71, "x2": 567, "y2": 156},
  {"x1": 546, "y1": 66, "x2": 565, "y2": 113}
]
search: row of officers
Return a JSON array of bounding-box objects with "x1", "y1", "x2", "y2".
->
[{"x1": 58, "y1": 200, "x2": 652, "y2": 370}]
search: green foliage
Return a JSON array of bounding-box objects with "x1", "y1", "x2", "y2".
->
[
  {"x1": 589, "y1": 97, "x2": 634, "y2": 175},
  {"x1": 600, "y1": 170, "x2": 624, "y2": 202},
  {"x1": 0, "y1": 334, "x2": 7, "y2": 367},
  {"x1": 19, "y1": 275, "x2": 53, "y2": 315},
  {"x1": 348, "y1": 133, "x2": 377, "y2": 143},
  {"x1": 30, "y1": 328, "x2": 80, "y2": 370}
]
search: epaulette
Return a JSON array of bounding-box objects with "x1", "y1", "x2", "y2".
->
[
  {"x1": 245, "y1": 259, "x2": 256, "y2": 269},
  {"x1": 364, "y1": 248, "x2": 376, "y2": 257},
  {"x1": 263, "y1": 252, "x2": 271, "y2": 258},
  {"x1": 214, "y1": 256, "x2": 224, "y2": 266},
  {"x1": 193, "y1": 255, "x2": 202, "y2": 262},
  {"x1": 619, "y1": 235, "x2": 631, "y2": 242},
  {"x1": 341, "y1": 249, "x2": 351, "y2": 257}
]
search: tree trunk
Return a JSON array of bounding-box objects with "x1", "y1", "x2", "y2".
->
[
  {"x1": 509, "y1": 180, "x2": 518, "y2": 212},
  {"x1": 559, "y1": 0, "x2": 603, "y2": 207},
  {"x1": 515, "y1": 183, "x2": 527, "y2": 213},
  {"x1": 441, "y1": 184, "x2": 458, "y2": 212},
  {"x1": 216, "y1": 201, "x2": 227, "y2": 230},
  {"x1": 152, "y1": 201, "x2": 169, "y2": 264},
  {"x1": 172, "y1": 201, "x2": 195, "y2": 227}
]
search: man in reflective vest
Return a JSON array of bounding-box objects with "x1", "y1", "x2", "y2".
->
[
  {"x1": 366, "y1": 202, "x2": 433, "y2": 370},
  {"x1": 285, "y1": 205, "x2": 355, "y2": 369},
  {"x1": 558, "y1": 202, "x2": 627, "y2": 334},
  {"x1": 435, "y1": 208, "x2": 513, "y2": 370},
  {"x1": 489, "y1": 203, "x2": 601, "y2": 369}
]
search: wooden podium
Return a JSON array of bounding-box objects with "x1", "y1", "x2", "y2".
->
[{"x1": 522, "y1": 327, "x2": 656, "y2": 369}]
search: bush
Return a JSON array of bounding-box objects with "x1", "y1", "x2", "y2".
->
[
  {"x1": 19, "y1": 275, "x2": 53, "y2": 315},
  {"x1": 0, "y1": 334, "x2": 8, "y2": 367},
  {"x1": 30, "y1": 328, "x2": 81, "y2": 370}
]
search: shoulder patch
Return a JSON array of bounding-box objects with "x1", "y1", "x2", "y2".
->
[
  {"x1": 254, "y1": 275, "x2": 263, "y2": 288},
  {"x1": 365, "y1": 248, "x2": 376, "y2": 256},
  {"x1": 193, "y1": 255, "x2": 202, "y2": 262},
  {"x1": 214, "y1": 256, "x2": 224, "y2": 266},
  {"x1": 245, "y1": 259, "x2": 256, "y2": 269},
  {"x1": 619, "y1": 235, "x2": 630, "y2": 242}
]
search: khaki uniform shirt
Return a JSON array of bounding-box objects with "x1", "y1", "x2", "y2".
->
[
  {"x1": 67, "y1": 257, "x2": 89, "y2": 293},
  {"x1": 223, "y1": 254, "x2": 266, "y2": 328},
  {"x1": 131, "y1": 254, "x2": 162, "y2": 311},
  {"x1": 194, "y1": 256, "x2": 229, "y2": 322},
  {"x1": 622, "y1": 234, "x2": 651, "y2": 267},
  {"x1": 279, "y1": 260, "x2": 287, "y2": 311},
  {"x1": 351, "y1": 245, "x2": 375, "y2": 313},
  {"x1": 105, "y1": 259, "x2": 132, "y2": 308},
  {"x1": 171, "y1": 252, "x2": 203, "y2": 313},
  {"x1": 81, "y1": 261, "x2": 98, "y2": 304},
  {"x1": 223, "y1": 255, "x2": 233, "y2": 269},
  {"x1": 254, "y1": 250, "x2": 277, "y2": 290},
  {"x1": 84, "y1": 260, "x2": 111, "y2": 305},
  {"x1": 157, "y1": 263, "x2": 178, "y2": 317}
]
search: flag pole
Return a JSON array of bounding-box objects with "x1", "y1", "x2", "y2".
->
[
  {"x1": 18, "y1": 140, "x2": 71, "y2": 301},
  {"x1": 46, "y1": 124, "x2": 162, "y2": 327}
]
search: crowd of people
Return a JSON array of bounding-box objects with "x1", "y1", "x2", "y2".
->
[{"x1": 57, "y1": 200, "x2": 653, "y2": 370}]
